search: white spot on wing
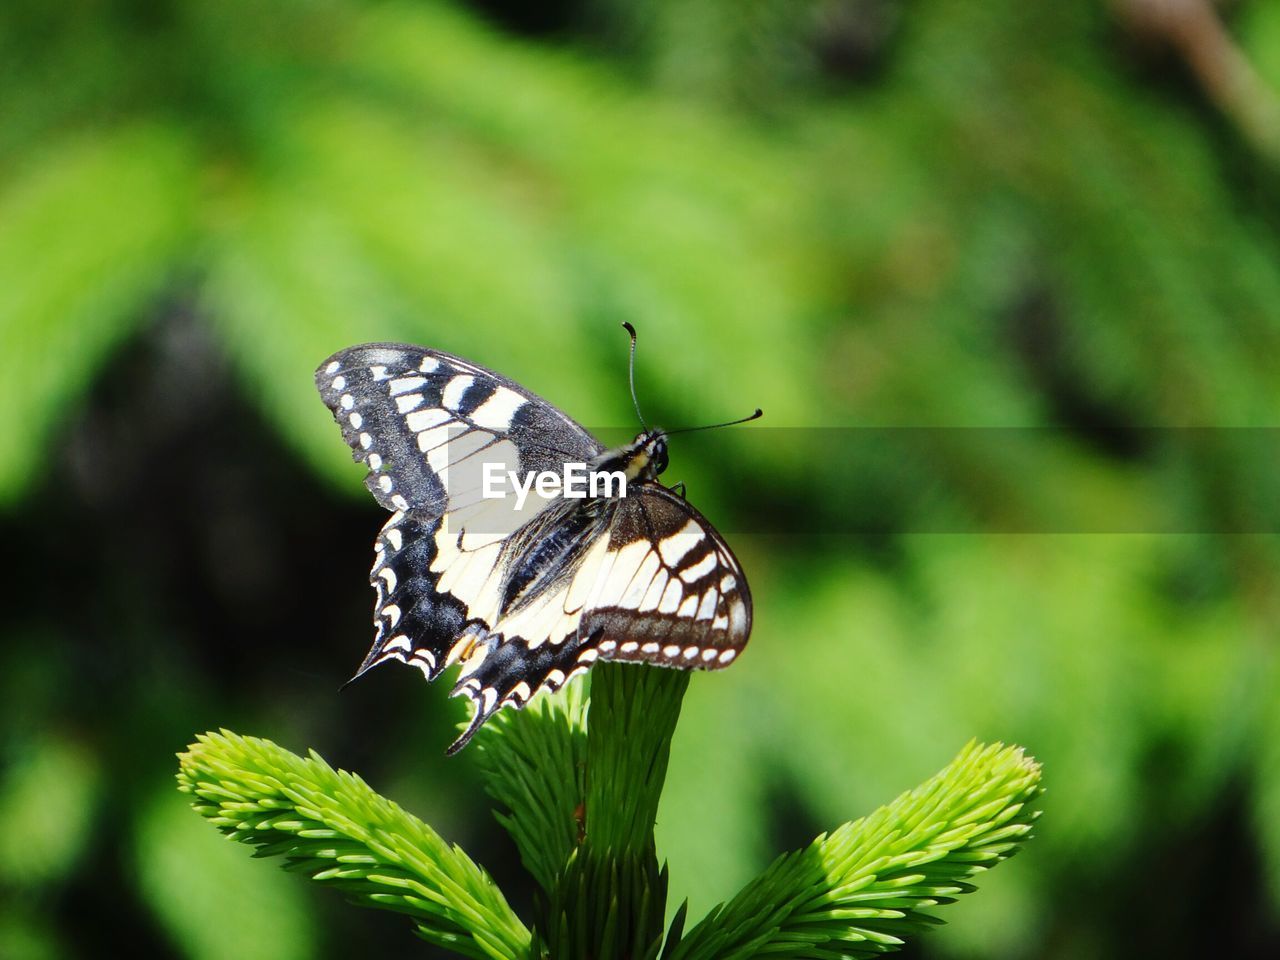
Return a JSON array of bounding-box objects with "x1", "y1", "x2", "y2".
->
[
  {"x1": 331, "y1": 375, "x2": 346, "y2": 390},
  {"x1": 359, "y1": 432, "x2": 373, "y2": 449},
  {"x1": 621, "y1": 551, "x2": 660, "y2": 608},
  {"x1": 564, "y1": 537, "x2": 612, "y2": 613},
  {"x1": 378, "y1": 475, "x2": 394, "y2": 493},
  {"x1": 434, "y1": 535, "x2": 476, "y2": 594},
  {"x1": 681, "y1": 551, "x2": 718, "y2": 583},
  {"x1": 396, "y1": 393, "x2": 424, "y2": 413},
  {"x1": 598, "y1": 541, "x2": 649, "y2": 605},
  {"x1": 340, "y1": 394, "x2": 354, "y2": 411},
  {"x1": 349, "y1": 412, "x2": 363, "y2": 428},
  {"x1": 447, "y1": 541, "x2": 505, "y2": 622},
  {"x1": 419, "y1": 356, "x2": 440, "y2": 373},
  {"x1": 718, "y1": 649, "x2": 737, "y2": 664},
  {"x1": 658, "y1": 519, "x2": 703, "y2": 566},
  {"x1": 389, "y1": 376, "x2": 427, "y2": 395},
  {"x1": 658, "y1": 579, "x2": 682, "y2": 614},
  {"x1": 469, "y1": 385, "x2": 526, "y2": 430},
  {"x1": 662, "y1": 645, "x2": 681, "y2": 657},
  {"x1": 447, "y1": 428, "x2": 495, "y2": 465},
  {"x1": 325, "y1": 360, "x2": 340, "y2": 374},
  {"x1": 442, "y1": 375, "x2": 475, "y2": 411},
  {"x1": 639, "y1": 571, "x2": 668, "y2": 612},
  {"x1": 417, "y1": 423, "x2": 454, "y2": 453},
  {"x1": 621, "y1": 641, "x2": 639, "y2": 653},
  {"x1": 696, "y1": 591, "x2": 716, "y2": 620},
  {"x1": 426, "y1": 440, "x2": 451, "y2": 474}
]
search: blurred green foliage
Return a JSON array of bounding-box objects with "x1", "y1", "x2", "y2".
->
[
  {"x1": 2, "y1": 0, "x2": 1279, "y2": 957},
  {"x1": 136, "y1": 791, "x2": 317, "y2": 960}
]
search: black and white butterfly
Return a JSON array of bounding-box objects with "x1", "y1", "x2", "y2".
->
[{"x1": 316, "y1": 329, "x2": 756, "y2": 752}]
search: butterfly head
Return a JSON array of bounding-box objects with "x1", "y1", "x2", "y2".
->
[{"x1": 623, "y1": 430, "x2": 669, "y2": 482}]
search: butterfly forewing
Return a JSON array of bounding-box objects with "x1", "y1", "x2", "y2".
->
[{"x1": 316, "y1": 343, "x2": 602, "y2": 516}]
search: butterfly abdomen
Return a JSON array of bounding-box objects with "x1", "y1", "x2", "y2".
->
[{"x1": 490, "y1": 498, "x2": 602, "y2": 611}]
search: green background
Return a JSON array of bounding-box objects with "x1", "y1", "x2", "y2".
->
[{"x1": 3, "y1": 1, "x2": 1279, "y2": 957}]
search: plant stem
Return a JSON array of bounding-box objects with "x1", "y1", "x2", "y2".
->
[{"x1": 531, "y1": 663, "x2": 690, "y2": 960}]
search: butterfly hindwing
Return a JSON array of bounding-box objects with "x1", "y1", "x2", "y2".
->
[
  {"x1": 363, "y1": 509, "x2": 465, "y2": 681},
  {"x1": 582, "y1": 486, "x2": 751, "y2": 669},
  {"x1": 447, "y1": 488, "x2": 751, "y2": 749}
]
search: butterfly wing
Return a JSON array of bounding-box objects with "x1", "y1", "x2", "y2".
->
[
  {"x1": 317, "y1": 342, "x2": 602, "y2": 516},
  {"x1": 316, "y1": 342, "x2": 604, "y2": 698},
  {"x1": 583, "y1": 485, "x2": 752, "y2": 669},
  {"x1": 317, "y1": 343, "x2": 752, "y2": 754},
  {"x1": 450, "y1": 485, "x2": 752, "y2": 749}
]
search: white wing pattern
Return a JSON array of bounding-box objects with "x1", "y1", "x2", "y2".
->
[{"x1": 317, "y1": 342, "x2": 752, "y2": 752}]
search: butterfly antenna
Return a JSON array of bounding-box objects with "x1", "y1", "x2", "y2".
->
[
  {"x1": 664, "y1": 408, "x2": 763, "y2": 437},
  {"x1": 622, "y1": 322, "x2": 651, "y2": 433}
]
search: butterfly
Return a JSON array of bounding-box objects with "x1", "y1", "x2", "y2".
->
[{"x1": 316, "y1": 326, "x2": 757, "y2": 752}]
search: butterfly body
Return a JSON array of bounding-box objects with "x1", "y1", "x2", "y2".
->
[{"x1": 317, "y1": 342, "x2": 751, "y2": 752}]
